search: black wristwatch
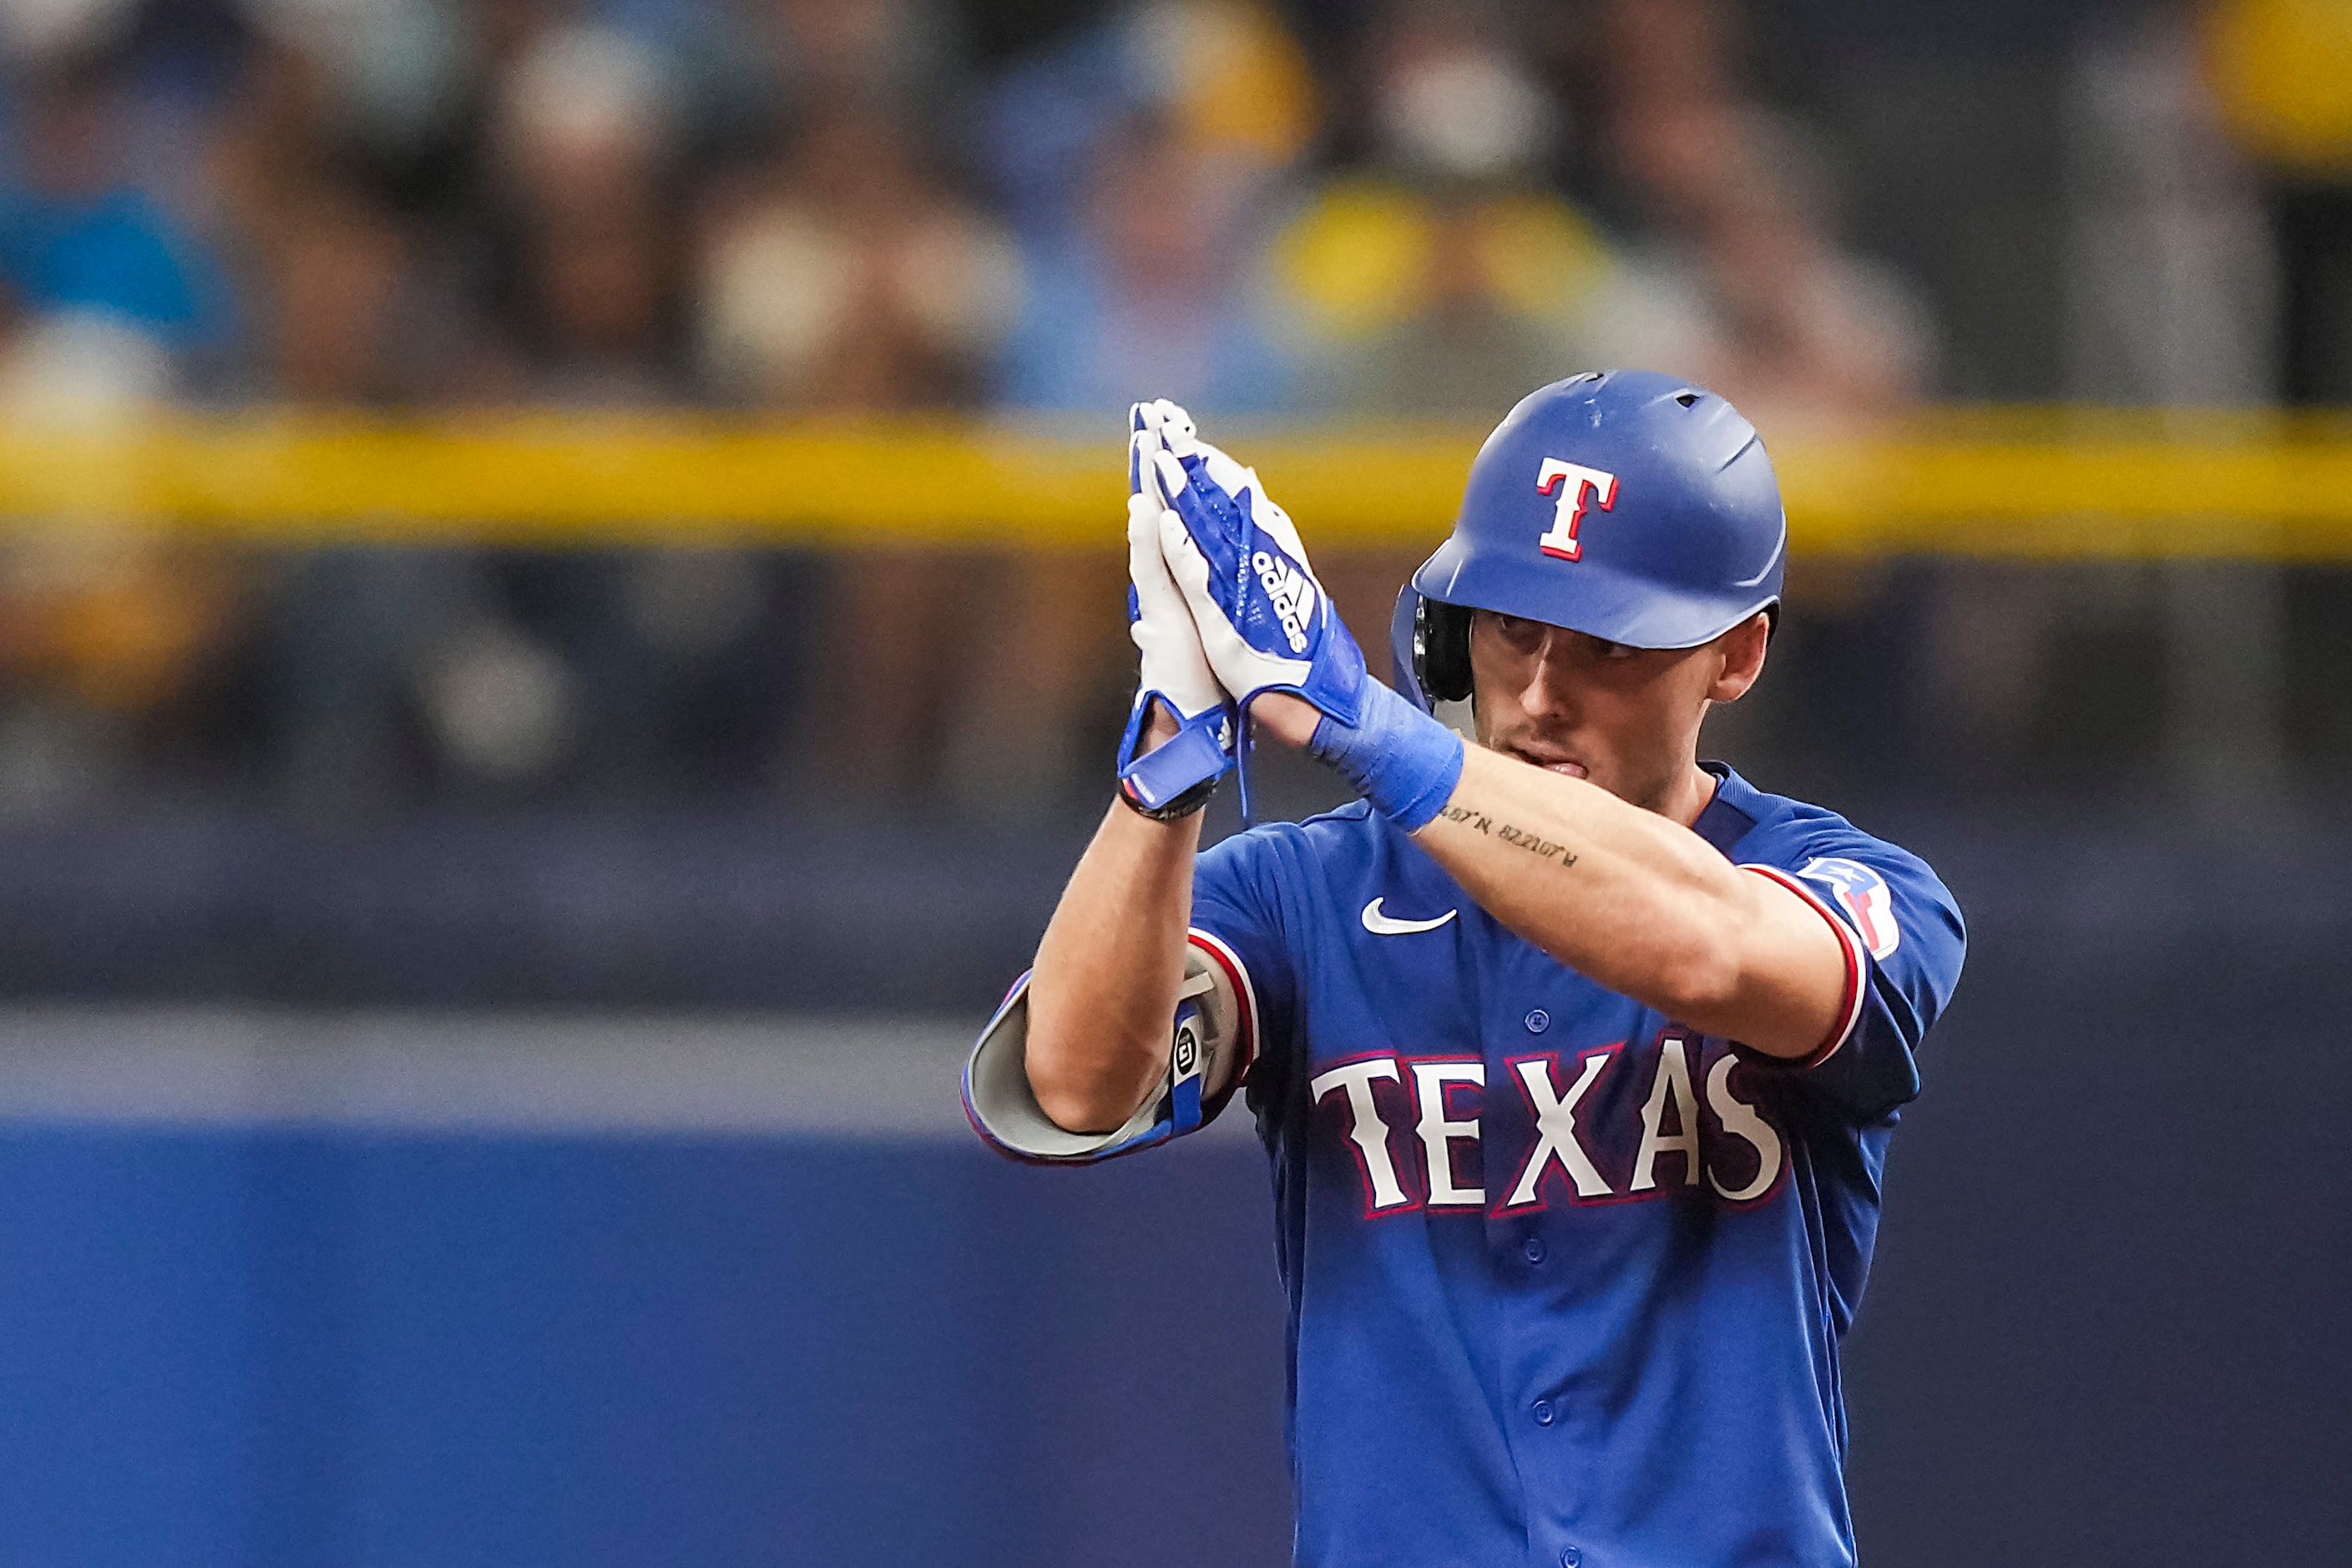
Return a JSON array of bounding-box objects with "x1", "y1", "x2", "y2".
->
[{"x1": 1118, "y1": 773, "x2": 1218, "y2": 822}]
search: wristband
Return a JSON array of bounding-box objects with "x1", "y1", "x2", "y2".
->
[
  {"x1": 1304, "y1": 677, "x2": 1465, "y2": 830},
  {"x1": 1118, "y1": 770, "x2": 1217, "y2": 822}
]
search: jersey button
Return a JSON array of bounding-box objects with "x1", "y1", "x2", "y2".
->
[
  {"x1": 1523, "y1": 1236, "x2": 1546, "y2": 1265},
  {"x1": 1524, "y1": 1009, "x2": 1550, "y2": 1034},
  {"x1": 1560, "y1": 1549, "x2": 1582, "y2": 1567},
  {"x1": 1531, "y1": 1399, "x2": 1555, "y2": 1427}
]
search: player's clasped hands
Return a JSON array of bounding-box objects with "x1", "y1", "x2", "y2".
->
[
  {"x1": 1111, "y1": 403, "x2": 1237, "y2": 820},
  {"x1": 1130, "y1": 398, "x2": 1363, "y2": 727},
  {"x1": 1122, "y1": 398, "x2": 1465, "y2": 830}
]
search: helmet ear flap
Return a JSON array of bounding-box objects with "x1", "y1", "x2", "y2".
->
[{"x1": 1414, "y1": 599, "x2": 1474, "y2": 704}]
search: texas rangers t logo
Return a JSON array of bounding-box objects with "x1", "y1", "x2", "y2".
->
[{"x1": 1535, "y1": 459, "x2": 1619, "y2": 562}]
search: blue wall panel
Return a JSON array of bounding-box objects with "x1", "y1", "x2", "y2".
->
[
  {"x1": 2, "y1": 920, "x2": 2349, "y2": 1568},
  {"x1": 0, "y1": 1131, "x2": 1292, "y2": 1568}
]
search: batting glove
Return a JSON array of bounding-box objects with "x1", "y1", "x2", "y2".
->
[
  {"x1": 1115, "y1": 402, "x2": 1237, "y2": 820},
  {"x1": 1144, "y1": 408, "x2": 1462, "y2": 829}
]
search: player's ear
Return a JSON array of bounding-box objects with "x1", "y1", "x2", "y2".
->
[{"x1": 1706, "y1": 613, "x2": 1771, "y2": 703}]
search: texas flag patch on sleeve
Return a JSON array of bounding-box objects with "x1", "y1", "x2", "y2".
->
[{"x1": 1796, "y1": 857, "x2": 1902, "y2": 959}]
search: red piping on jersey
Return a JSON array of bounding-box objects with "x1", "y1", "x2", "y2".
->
[
  {"x1": 1738, "y1": 864, "x2": 1867, "y2": 1069},
  {"x1": 1186, "y1": 927, "x2": 1261, "y2": 1086}
]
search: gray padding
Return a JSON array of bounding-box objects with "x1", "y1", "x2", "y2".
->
[
  {"x1": 965, "y1": 963, "x2": 1225, "y2": 1160},
  {"x1": 966, "y1": 976, "x2": 1163, "y2": 1158}
]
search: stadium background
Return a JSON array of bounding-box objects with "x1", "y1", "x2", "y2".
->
[{"x1": 0, "y1": 0, "x2": 2346, "y2": 1562}]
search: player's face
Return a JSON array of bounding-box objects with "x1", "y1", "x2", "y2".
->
[{"x1": 1467, "y1": 610, "x2": 1769, "y2": 814}]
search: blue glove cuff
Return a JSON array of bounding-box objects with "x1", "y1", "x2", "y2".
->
[
  {"x1": 1118, "y1": 695, "x2": 1234, "y2": 818},
  {"x1": 1306, "y1": 678, "x2": 1464, "y2": 831}
]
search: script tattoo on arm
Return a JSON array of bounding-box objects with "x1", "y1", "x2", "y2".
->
[{"x1": 1435, "y1": 802, "x2": 1580, "y2": 869}]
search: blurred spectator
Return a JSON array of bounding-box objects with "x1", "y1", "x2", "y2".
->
[
  {"x1": 978, "y1": 0, "x2": 1314, "y2": 245},
  {"x1": 420, "y1": 20, "x2": 722, "y2": 799},
  {"x1": 726, "y1": 3, "x2": 1310, "y2": 807},
  {"x1": 200, "y1": 23, "x2": 545, "y2": 407},
  {"x1": 2058, "y1": 6, "x2": 2293, "y2": 808},
  {"x1": 0, "y1": 524, "x2": 243, "y2": 810},
  {"x1": 2203, "y1": 0, "x2": 2352, "y2": 402},
  {"x1": 1565, "y1": 0, "x2": 1932, "y2": 799},
  {"x1": 984, "y1": 0, "x2": 1313, "y2": 416},
  {"x1": 1266, "y1": 0, "x2": 1687, "y2": 418},
  {"x1": 1624, "y1": 101, "x2": 1930, "y2": 426},
  {"x1": 229, "y1": 14, "x2": 765, "y2": 807},
  {"x1": 1585, "y1": 0, "x2": 1930, "y2": 429},
  {"x1": 757, "y1": 0, "x2": 957, "y2": 109},
  {"x1": 195, "y1": 20, "x2": 481, "y2": 806},
  {"x1": 0, "y1": 52, "x2": 233, "y2": 406},
  {"x1": 233, "y1": 0, "x2": 473, "y2": 202},
  {"x1": 961, "y1": 3, "x2": 1322, "y2": 809},
  {"x1": 2070, "y1": 6, "x2": 2277, "y2": 407},
  {"x1": 261, "y1": 177, "x2": 426, "y2": 401},
  {"x1": 693, "y1": 86, "x2": 1021, "y2": 801},
  {"x1": 0, "y1": 41, "x2": 242, "y2": 814},
  {"x1": 695, "y1": 97, "x2": 1017, "y2": 408},
  {"x1": 997, "y1": 109, "x2": 1292, "y2": 414},
  {"x1": 473, "y1": 21, "x2": 687, "y2": 402}
]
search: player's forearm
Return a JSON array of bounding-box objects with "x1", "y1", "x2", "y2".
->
[
  {"x1": 1411, "y1": 744, "x2": 1841, "y2": 1055},
  {"x1": 1025, "y1": 802, "x2": 1202, "y2": 1132}
]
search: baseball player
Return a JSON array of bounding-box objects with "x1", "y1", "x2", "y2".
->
[{"x1": 964, "y1": 371, "x2": 1965, "y2": 1568}]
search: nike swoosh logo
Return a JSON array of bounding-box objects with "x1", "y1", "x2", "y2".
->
[{"x1": 1361, "y1": 898, "x2": 1458, "y2": 936}]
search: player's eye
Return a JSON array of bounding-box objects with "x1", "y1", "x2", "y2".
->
[
  {"x1": 1568, "y1": 630, "x2": 1636, "y2": 662},
  {"x1": 1491, "y1": 615, "x2": 1545, "y2": 650}
]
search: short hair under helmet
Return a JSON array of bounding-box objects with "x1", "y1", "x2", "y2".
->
[{"x1": 1389, "y1": 369, "x2": 1786, "y2": 710}]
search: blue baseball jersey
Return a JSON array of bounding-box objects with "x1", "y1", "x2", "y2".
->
[{"x1": 983, "y1": 763, "x2": 1965, "y2": 1568}]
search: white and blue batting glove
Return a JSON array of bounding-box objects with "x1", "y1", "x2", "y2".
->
[
  {"x1": 1144, "y1": 408, "x2": 1463, "y2": 828},
  {"x1": 1115, "y1": 402, "x2": 1237, "y2": 820}
]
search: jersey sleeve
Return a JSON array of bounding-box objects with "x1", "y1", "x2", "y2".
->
[
  {"x1": 1186, "y1": 825, "x2": 1301, "y2": 1065},
  {"x1": 1739, "y1": 834, "x2": 1965, "y2": 1122},
  {"x1": 960, "y1": 825, "x2": 1300, "y2": 1165}
]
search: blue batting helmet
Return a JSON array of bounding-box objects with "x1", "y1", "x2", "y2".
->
[{"x1": 1389, "y1": 369, "x2": 1786, "y2": 710}]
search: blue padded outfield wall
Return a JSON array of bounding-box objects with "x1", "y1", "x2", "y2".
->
[
  {"x1": 1, "y1": 860, "x2": 2348, "y2": 1568},
  {"x1": 0, "y1": 1018, "x2": 1295, "y2": 1568},
  {"x1": 0, "y1": 1123, "x2": 1292, "y2": 1567}
]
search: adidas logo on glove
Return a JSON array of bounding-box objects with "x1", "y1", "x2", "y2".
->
[{"x1": 1253, "y1": 550, "x2": 1317, "y2": 654}]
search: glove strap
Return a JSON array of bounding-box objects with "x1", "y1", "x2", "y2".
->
[
  {"x1": 1306, "y1": 677, "x2": 1465, "y2": 830},
  {"x1": 1117, "y1": 694, "x2": 1234, "y2": 821}
]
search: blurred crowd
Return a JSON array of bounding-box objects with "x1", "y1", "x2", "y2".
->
[
  {"x1": 0, "y1": 0, "x2": 2061, "y2": 812},
  {"x1": 0, "y1": 0, "x2": 1930, "y2": 422}
]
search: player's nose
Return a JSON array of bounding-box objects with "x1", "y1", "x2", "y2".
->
[{"x1": 1516, "y1": 628, "x2": 1581, "y2": 720}]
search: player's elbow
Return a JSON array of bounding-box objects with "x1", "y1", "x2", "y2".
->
[
  {"x1": 1025, "y1": 1012, "x2": 1159, "y2": 1136},
  {"x1": 1027, "y1": 1061, "x2": 1151, "y2": 1136},
  {"x1": 1646, "y1": 926, "x2": 1748, "y2": 1029}
]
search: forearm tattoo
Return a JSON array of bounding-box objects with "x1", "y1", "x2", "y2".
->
[{"x1": 1435, "y1": 802, "x2": 1579, "y2": 868}]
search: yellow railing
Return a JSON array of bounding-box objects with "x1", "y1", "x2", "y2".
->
[{"x1": 3, "y1": 408, "x2": 2350, "y2": 558}]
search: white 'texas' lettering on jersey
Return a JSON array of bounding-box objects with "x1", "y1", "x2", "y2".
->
[
  {"x1": 1360, "y1": 898, "x2": 1459, "y2": 936},
  {"x1": 1705, "y1": 1055, "x2": 1783, "y2": 1201},
  {"x1": 1314, "y1": 1040, "x2": 1786, "y2": 1216},
  {"x1": 1629, "y1": 1038, "x2": 1703, "y2": 1191},
  {"x1": 1410, "y1": 1061, "x2": 1485, "y2": 1208},
  {"x1": 1310, "y1": 1058, "x2": 1412, "y2": 1211},
  {"x1": 1503, "y1": 1050, "x2": 1615, "y2": 1205}
]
